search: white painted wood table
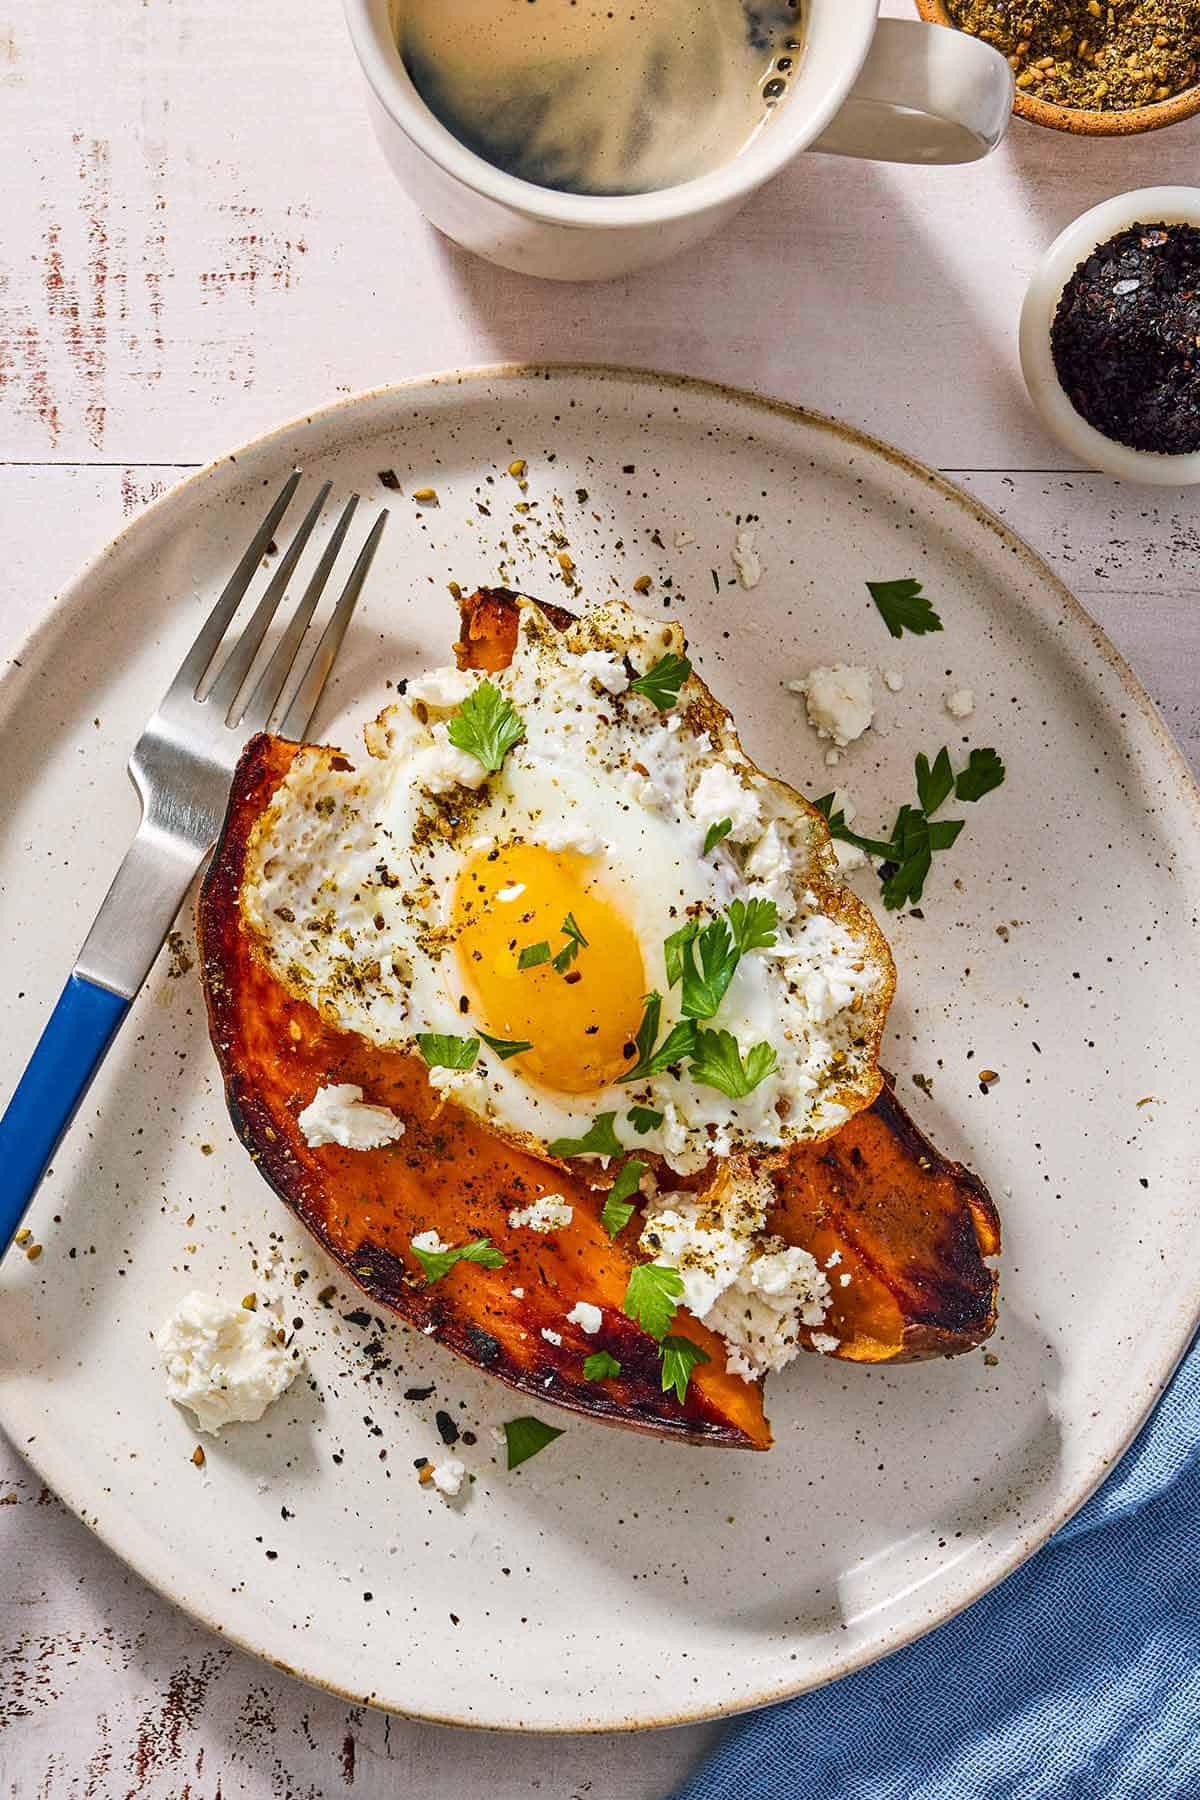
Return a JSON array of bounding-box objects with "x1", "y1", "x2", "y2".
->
[{"x1": 2, "y1": 1, "x2": 1198, "y2": 1794}]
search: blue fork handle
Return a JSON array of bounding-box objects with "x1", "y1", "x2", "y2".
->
[{"x1": 0, "y1": 974, "x2": 130, "y2": 1255}]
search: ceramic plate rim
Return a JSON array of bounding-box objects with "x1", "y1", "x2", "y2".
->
[{"x1": 2, "y1": 362, "x2": 1199, "y2": 1732}]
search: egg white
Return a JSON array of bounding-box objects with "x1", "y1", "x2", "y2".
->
[{"x1": 241, "y1": 598, "x2": 891, "y2": 1175}]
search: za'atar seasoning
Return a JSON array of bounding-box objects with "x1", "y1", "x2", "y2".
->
[{"x1": 1049, "y1": 220, "x2": 1200, "y2": 455}]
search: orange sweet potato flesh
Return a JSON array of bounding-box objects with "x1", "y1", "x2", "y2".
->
[{"x1": 197, "y1": 588, "x2": 999, "y2": 1452}]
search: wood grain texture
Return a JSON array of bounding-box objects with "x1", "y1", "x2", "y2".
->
[{"x1": 1, "y1": 0, "x2": 1199, "y2": 1791}]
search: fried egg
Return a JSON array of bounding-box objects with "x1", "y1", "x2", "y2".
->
[{"x1": 241, "y1": 597, "x2": 893, "y2": 1175}]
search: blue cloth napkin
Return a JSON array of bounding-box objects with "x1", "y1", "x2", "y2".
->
[{"x1": 676, "y1": 1333, "x2": 1200, "y2": 1800}]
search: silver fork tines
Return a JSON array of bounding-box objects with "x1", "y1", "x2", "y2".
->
[{"x1": 73, "y1": 473, "x2": 387, "y2": 1000}]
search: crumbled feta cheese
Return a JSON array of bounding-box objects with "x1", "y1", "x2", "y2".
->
[
  {"x1": 575, "y1": 648, "x2": 629, "y2": 696},
  {"x1": 429, "y1": 1457, "x2": 466, "y2": 1498},
  {"x1": 945, "y1": 687, "x2": 975, "y2": 720},
  {"x1": 536, "y1": 819, "x2": 604, "y2": 855},
  {"x1": 744, "y1": 820, "x2": 797, "y2": 921},
  {"x1": 410, "y1": 722, "x2": 490, "y2": 794},
  {"x1": 641, "y1": 1168, "x2": 831, "y2": 1380},
  {"x1": 297, "y1": 1083, "x2": 405, "y2": 1151},
  {"x1": 825, "y1": 1250, "x2": 842, "y2": 1268},
  {"x1": 810, "y1": 1332, "x2": 841, "y2": 1356},
  {"x1": 689, "y1": 761, "x2": 762, "y2": 844},
  {"x1": 789, "y1": 666, "x2": 875, "y2": 747},
  {"x1": 427, "y1": 1064, "x2": 488, "y2": 1109},
  {"x1": 405, "y1": 665, "x2": 480, "y2": 712},
  {"x1": 511, "y1": 1286, "x2": 525, "y2": 1299},
  {"x1": 412, "y1": 1228, "x2": 451, "y2": 1255},
  {"x1": 158, "y1": 1292, "x2": 299, "y2": 1435},
  {"x1": 882, "y1": 669, "x2": 904, "y2": 693},
  {"x1": 540, "y1": 1328, "x2": 563, "y2": 1347},
  {"x1": 839, "y1": 1273, "x2": 852, "y2": 1287},
  {"x1": 732, "y1": 526, "x2": 761, "y2": 589},
  {"x1": 566, "y1": 1301, "x2": 603, "y2": 1335},
  {"x1": 833, "y1": 841, "x2": 868, "y2": 875},
  {"x1": 508, "y1": 1194, "x2": 573, "y2": 1233}
]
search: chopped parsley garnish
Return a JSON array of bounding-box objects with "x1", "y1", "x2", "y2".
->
[
  {"x1": 689, "y1": 1029, "x2": 779, "y2": 1100},
  {"x1": 954, "y1": 746, "x2": 1006, "y2": 802},
  {"x1": 478, "y1": 1031, "x2": 533, "y2": 1061},
  {"x1": 627, "y1": 1105, "x2": 664, "y2": 1134},
  {"x1": 411, "y1": 1235, "x2": 506, "y2": 1284},
  {"x1": 622, "y1": 1262, "x2": 684, "y2": 1341},
  {"x1": 583, "y1": 1350, "x2": 622, "y2": 1382},
  {"x1": 415, "y1": 1032, "x2": 479, "y2": 1071},
  {"x1": 621, "y1": 991, "x2": 699, "y2": 1080},
  {"x1": 547, "y1": 1112, "x2": 624, "y2": 1160},
  {"x1": 629, "y1": 652, "x2": 692, "y2": 711},
  {"x1": 813, "y1": 744, "x2": 1006, "y2": 911},
  {"x1": 446, "y1": 679, "x2": 526, "y2": 771},
  {"x1": 703, "y1": 818, "x2": 733, "y2": 855},
  {"x1": 726, "y1": 896, "x2": 779, "y2": 956},
  {"x1": 517, "y1": 940, "x2": 552, "y2": 970},
  {"x1": 665, "y1": 898, "x2": 778, "y2": 1022},
  {"x1": 601, "y1": 1158, "x2": 646, "y2": 1238},
  {"x1": 867, "y1": 577, "x2": 943, "y2": 639},
  {"x1": 660, "y1": 1334, "x2": 709, "y2": 1404},
  {"x1": 552, "y1": 911, "x2": 589, "y2": 974},
  {"x1": 502, "y1": 1416, "x2": 564, "y2": 1470}
]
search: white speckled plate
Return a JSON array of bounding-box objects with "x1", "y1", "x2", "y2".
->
[{"x1": 2, "y1": 367, "x2": 1198, "y2": 1732}]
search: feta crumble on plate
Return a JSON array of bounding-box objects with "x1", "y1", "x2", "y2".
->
[{"x1": 158, "y1": 1291, "x2": 300, "y2": 1435}]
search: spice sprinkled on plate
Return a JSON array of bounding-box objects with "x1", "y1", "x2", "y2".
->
[{"x1": 1050, "y1": 220, "x2": 1200, "y2": 453}]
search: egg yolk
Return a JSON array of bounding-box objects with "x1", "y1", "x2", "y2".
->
[{"x1": 451, "y1": 844, "x2": 646, "y2": 1095}]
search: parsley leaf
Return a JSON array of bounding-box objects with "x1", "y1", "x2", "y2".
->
[
  {"x1": 627, "y1": 1105, "x2": 664, "y2": 1134},
  {"x1": 867, "y1": 577, "x2": 943, "y2": 639},
  {"x1": 411, "y1": 1235, "x2": 506, "y2": 1283},
  {"x1": 689, "y1": 1029, "x2": 779, "y2": 1100},
  {"x1": 915, "y1": 748, "x2": 955, "y2": 817},
  {"x1": 416, "y1": 1032, "x2": 479, "y2": 1071},
  {"x1": 726, "y1": 896, "x2": 779, "y2": 955},
  {"x1": 601, "y1": 1158, "x2": 645, "y2": 1238},
  {"x1": 552, "y1": 911, "x2": 589, "y2": 974},
  {"x1": 664, "y1": 921, "x2": 699, "y2": 988},
  {"x1": 503, "y1": 1416, "x2": 564, "y2": 1470},
  {"x1": 583, "y1": 1350, "x2": 622, "y2": 1382},
  {"x1": 815, "y1": 744, "x2": 1005, "y2": 910},
  {"x1": 623, "y1": 1262, "x2": 684, "y2": 1341},
  {"x1": 446, "y1": 679, "x2": 526, "y2": 772},
  {"x1": 660, "y1": 1334, "x2": 710, "y2": 1404},
  {"x1": 478, "y1": 1031, "x2": 533, "y2": 1061},
  {"x1": 677, "y1": 917, "x2": 740, "y2": 1020},
  {"x1": 518, "y1": 940, "x2": 551, "y2": 970},
  {"x1": 547, "y1": 1112, "x2": 624, "y2": 1160},
  {"x1": 703, "y1": 818, "x2": 733, "y2": 855},
  {"x1": 621, "y1": 992, "x2": 699, "y2": 1080},
  {"x1": 955, "y1": 747, "x2": 1006, "y2": 803},
  {"x1": 629, "y1": 653, "x2": 692, "y2": 711}
]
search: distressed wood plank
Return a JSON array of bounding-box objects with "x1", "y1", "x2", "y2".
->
[{"x1": 3, "y1": 0, "x2": 1200, "y2": 468}]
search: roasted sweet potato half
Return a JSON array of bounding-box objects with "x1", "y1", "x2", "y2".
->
[{"x1": 197, "y1": 589, "x2": 999, "y2": 1451}]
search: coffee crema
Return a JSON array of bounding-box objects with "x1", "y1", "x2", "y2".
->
[{"x1": 395, "y1": 0, "x2": 805, "y2": 197}]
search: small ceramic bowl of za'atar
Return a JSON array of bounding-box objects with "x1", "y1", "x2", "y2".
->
[
  {"x1": 1020, "y1": 186, "x2": 1200, "y2": 487},
  {"x1": 913, "y1": 0, "x2": 1200, "y2": 135}
]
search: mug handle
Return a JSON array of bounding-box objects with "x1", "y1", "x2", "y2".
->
[{"x1": 809, "y1": 19, "x2": 1013, "y2": 165}]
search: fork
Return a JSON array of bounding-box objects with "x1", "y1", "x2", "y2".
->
[{"x1": 0, "y1": 471, "x2": 387, "y2": 1255}]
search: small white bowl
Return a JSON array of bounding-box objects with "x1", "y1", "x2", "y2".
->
[{"x1": 1020, "y1": 186, "x2": 1200, "y2": 486}]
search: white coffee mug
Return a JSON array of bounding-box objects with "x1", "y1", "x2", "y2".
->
[{"x1": 343, "y1": 1, "x2": 1013, "y2": 282}]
